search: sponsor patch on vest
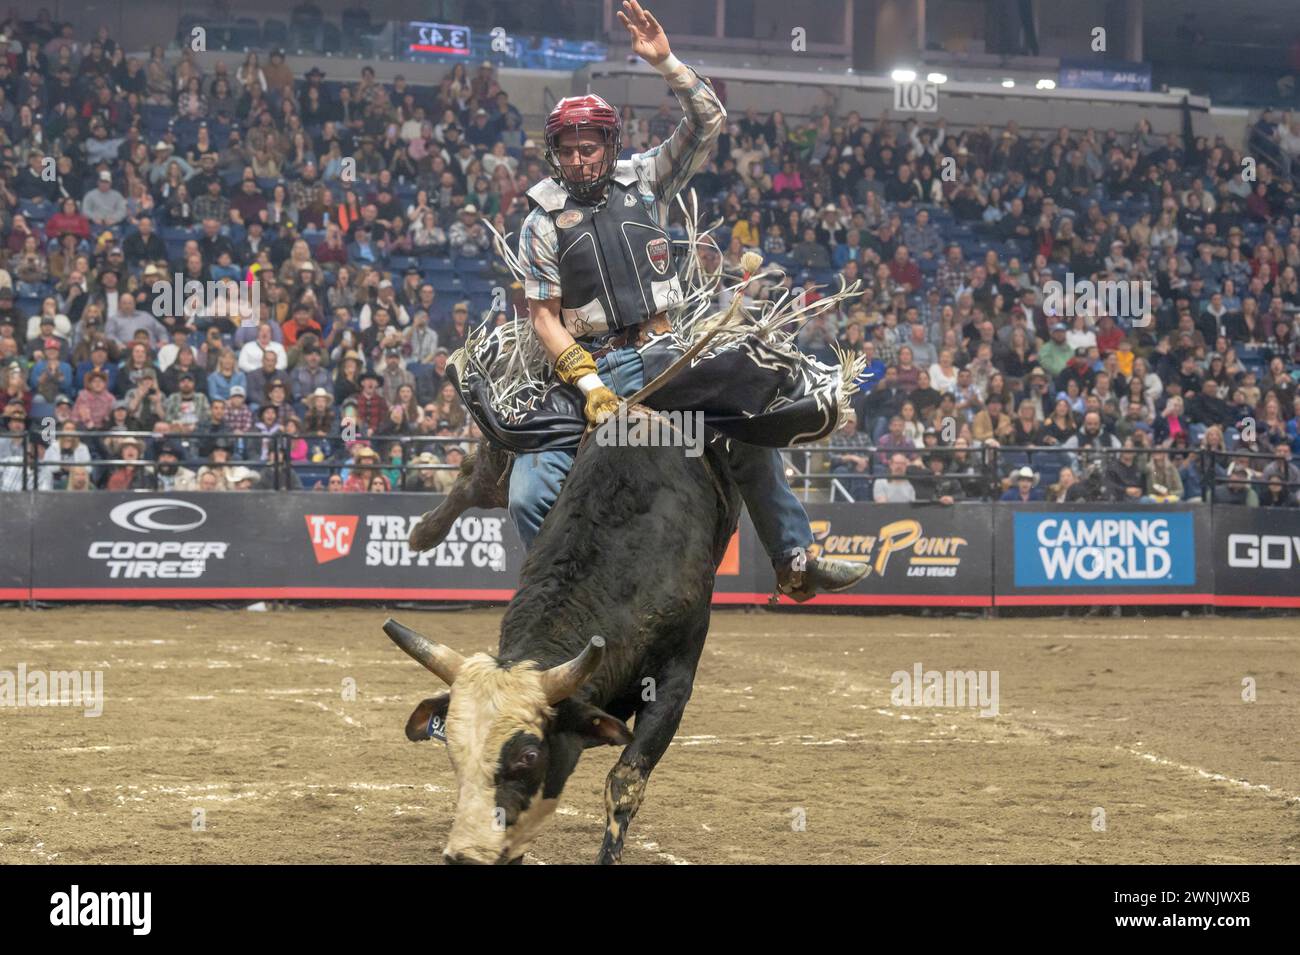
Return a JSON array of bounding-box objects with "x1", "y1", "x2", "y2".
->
[
  {"x1": 624, "y1": 192, "x2": 637, "y2": 206},
  {"x1": 647, "y1": 237, "x2": 670, "y2": 274},
  {"x1": 556, "y1": 210, "x2": 584, "y2": 229}
]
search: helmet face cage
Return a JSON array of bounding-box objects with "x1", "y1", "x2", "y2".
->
[{"x1": 545, "y1": 122, "x2": 622, "y2": 203}]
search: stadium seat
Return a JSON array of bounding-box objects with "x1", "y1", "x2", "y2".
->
[
  {"x1": 320, "y1": 22, "x2": 342, "y2": 54},
  {"x1": 262, "y1": 19, "x2": 288, "y2": 48},
  {"x1": 232, "y1": 17, "x2": 261, "y2": 49}
]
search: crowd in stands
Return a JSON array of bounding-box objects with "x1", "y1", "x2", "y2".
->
[
  {"x1": 695, "y1": 108, "x2": 1300, "y2": 506},
  {"x1": 0, "y1": 13, "x2": 1298, "y2": 507}
]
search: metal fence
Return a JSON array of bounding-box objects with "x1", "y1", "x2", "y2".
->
[
  {"x1": 3, "y1": 430, "x2": 466, "y2": 493},
  {"x1": 779, "y1": 442, "x2": 1298, "y2": 504},
  {"x1": 5, "y1": 430, "x2": 1297, "y2": 505}
]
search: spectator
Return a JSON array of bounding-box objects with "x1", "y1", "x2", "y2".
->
[
  {"x1": 82, "y1": 170, "x2": 128, "y2": 227},
  {"x1": 1000, "y1": 466, "x2": 1045, "y2": 502},
  {"x1": 105, "y1": 436, "x2": 149, "y2": 490},
  {"x1": 873, "y1": 452, "x2": 916, "y2": 503},
  {"x1": 1214, "y1": 460, "x2": 1259, "y2": 507},
  {"x1": 1104, "y1": 439, "x2": 1147, "y2": 502},
  {"x1": 238, "y1": 323, "x2": 288, "y2": 374}
]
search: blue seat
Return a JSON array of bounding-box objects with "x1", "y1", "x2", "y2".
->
[
  {"x1": 294, "y1": 466, "x2": 331, "y2": 489},
  {"x1": 461, "y1": 276, "x2": 495, "y2": 294}
]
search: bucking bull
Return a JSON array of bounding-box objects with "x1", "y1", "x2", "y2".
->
[{"x1": 384, "y1": 424, "x2": 739, "y2": 864}]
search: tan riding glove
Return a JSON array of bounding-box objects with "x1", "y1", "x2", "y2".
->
[{"x1": 555, "y1": 343, "x2": 620, "y2": 426}]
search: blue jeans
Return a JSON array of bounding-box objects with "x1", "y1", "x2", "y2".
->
[{"x1": 508, "y1": 346, "x2": 811, "y2": 562}]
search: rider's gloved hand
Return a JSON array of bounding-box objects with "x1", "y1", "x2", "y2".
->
[{"x1": 555, "y1": 343, "x2": 620, "y2": 427}]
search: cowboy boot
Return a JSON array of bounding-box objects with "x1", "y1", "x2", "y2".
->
[
  {"x1": 774, "y1": 547, "x2": 869, "y2": 603},
  {"x1": 409, "y1": 443, "x2": 513, "y2": 552}
]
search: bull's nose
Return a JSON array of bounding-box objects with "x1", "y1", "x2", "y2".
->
[{"x1": 443, "y1": 850, "x2": 484, "y2": 865}]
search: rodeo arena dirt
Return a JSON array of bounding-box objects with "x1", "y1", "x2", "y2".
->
[
  {"x1": 3, "y1": 608, "x2": 1297, "y2": 867},
  {"x1": 1, "y1": 0, "x2": 1297, "y2": 934}
]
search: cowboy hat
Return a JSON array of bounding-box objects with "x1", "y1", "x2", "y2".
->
[{"x1": 1012, "y1": 466, "x2": 1039, "y2": 485}]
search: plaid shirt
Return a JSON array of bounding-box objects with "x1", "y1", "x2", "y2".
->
[
  {"x1": 518, "y1": 57, "x2": 725, "y2": 302},
  {"x1": 223, "y1": 403, "x2": 254, "y2": 434},
  {"x1": 873, "y1": 331, "x2": 901, "y2": 368},
  {"x1": 354, "y1": 391, "x2": 389, "y2": 434},
  {"x1": 935, "y1": 260, "x2": 969, "y2": 298}
]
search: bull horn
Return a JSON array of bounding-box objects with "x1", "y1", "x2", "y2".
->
[
  {"x1": 539, "y1": 635, "x2": 607, "y2": 704},
  {"x1": 383, "y1": 618, "x2": 465, "y2": 686}
]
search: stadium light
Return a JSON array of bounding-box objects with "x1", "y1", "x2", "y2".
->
[
  {"x1": 926, "y1": 72, "x2": 948, "y2": 84},
  {"x1": 891, "y1": 68, "x2": 917, "y2": 83},
  {"x1": 1036, "y1": 78, "x2": 1057, "y2": 90},
  {"x1": 1001, "y1": 78, "x2": 1016, "y2": 88}
]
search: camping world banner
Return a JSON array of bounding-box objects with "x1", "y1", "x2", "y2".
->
[{"x1": 994, "y1": 503, "x2": 1212, "y2": 605}]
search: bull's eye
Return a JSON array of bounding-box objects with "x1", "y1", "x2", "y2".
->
[{"x1": 512, "y1": 747, "x2": 539, "y2": 772}]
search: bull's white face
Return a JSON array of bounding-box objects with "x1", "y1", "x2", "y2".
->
[
  {"x1": 391, "y1": 625, "x2": 632, "y2": 866},
  {"x1": 428, "y1": 655, "x2": 565, "y2": 865}
]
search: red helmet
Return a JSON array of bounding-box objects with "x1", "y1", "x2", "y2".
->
[{"x1": 543, "y1": 93, "x2": 621, "y2": 202}]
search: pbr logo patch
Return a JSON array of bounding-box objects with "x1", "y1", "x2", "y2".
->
[
  {"x1": 556, "y1": 210, "x2": 584, "y2": 229},
  {"x1": 646, "y1": 237, "x2": 670, "y2": 274},
  {"x1": 624, "y1": 192, "x2": 637, "y2": 207}
]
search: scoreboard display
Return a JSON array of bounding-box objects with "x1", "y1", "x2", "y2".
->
[{"x1": 404, "y1": 21, "x2": 472, "y2": 56}]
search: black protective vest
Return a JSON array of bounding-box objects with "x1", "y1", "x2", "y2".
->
[{"x1": 526, "y1": 167, "x2": 683, "y2": 337}]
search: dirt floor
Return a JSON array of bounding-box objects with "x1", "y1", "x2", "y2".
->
[{"x1": 0, "y1": 605, "x2": 1296, "y2": 864}]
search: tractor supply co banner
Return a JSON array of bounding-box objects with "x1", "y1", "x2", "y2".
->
[
  {"x1": 1212, "y1": 506, "x2": 1300, "y2": 608},
  {"x1": 993, "y1": 503, "x2": 1213, "y2": 606},
  {"x1": 0, "y1": 494, "x2": 1290, "y2": 609}
]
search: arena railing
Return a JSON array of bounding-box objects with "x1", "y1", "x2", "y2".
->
[
  {"x1": 12, "y1": 429, "x2": 471, "y2": 492},
  {"x1": 778, "y1": 443, "x2": 1300, "y2": 504},
  {"x1": 10, "y1": 430, "x2": 1298, "y2": 503}
]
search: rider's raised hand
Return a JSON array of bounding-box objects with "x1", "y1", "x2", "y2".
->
[{"x1": 617, "y1": 1, "x2": 671, "y2": 66}]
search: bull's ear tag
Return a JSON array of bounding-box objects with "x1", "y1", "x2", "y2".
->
[{"x1": 427, "y1": 713, "x2": 448, "y2": 743}]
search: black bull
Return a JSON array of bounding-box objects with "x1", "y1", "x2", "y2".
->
[{"x1": 385, "y1": 429, "x2": 740, "y2": 863}]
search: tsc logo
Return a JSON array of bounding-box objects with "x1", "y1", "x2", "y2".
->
[
  {"x1": 306, "y1": 515, "x2": 359, "y2": 564},
  {"x1": 109, "y1": 499, "x2": 207, "y2": 533}
]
